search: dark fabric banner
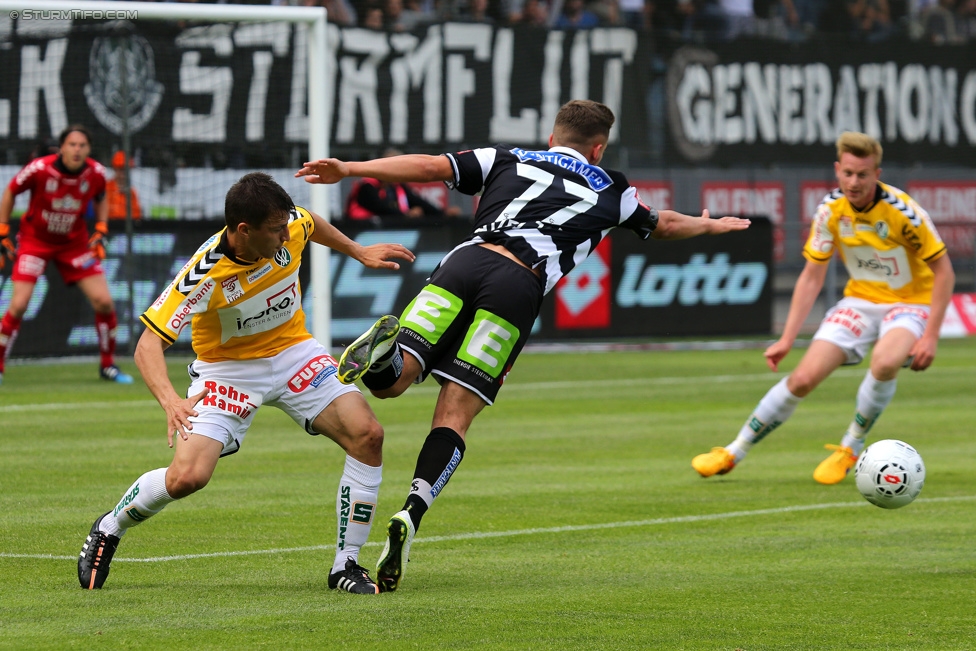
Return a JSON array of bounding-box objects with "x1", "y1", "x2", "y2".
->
[{"x1": 2, "y1": 20, "x2": 975, "y2": 168}]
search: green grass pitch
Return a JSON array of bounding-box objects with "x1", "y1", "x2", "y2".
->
[{"x1": 1, "y1": 338, "x2": 975, "y2": 649}]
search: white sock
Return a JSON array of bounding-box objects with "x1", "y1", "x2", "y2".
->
[
  {"x1": 841, "y1": 372, "x2": 897, "y2": 455},
  {"x1": 101, "y1": 468, "x2": 175, "y2": 536},
  {"x1": 728, "y1": 377, "x2": 802, "y2": 461},
  {"x1": 332, "y1": 456, "x2": 382, "y2": 574}
]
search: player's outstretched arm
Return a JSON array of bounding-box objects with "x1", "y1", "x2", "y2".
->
[
  {"x1": 909, "y1": 254, "x2": 955, "y2": 371},
  {"x1": 650, "y1": 209, "x2": 750, "y2": 240},
  {"x1": 296, "y1": 154, "x2": 453, "y2": 185},
  {"x1": 134, "y1": 329, "x2": 210, "y2": 448},
  {"x1": 764, "y1": 259, "x2": 828, "y2": 372},
  {"x1": 308, "y1": 211, "x2": 415, "y2": 270}
]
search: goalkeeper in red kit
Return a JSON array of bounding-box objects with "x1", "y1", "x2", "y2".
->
[{"x1": 0, "y1": 124, "x2": 132, "y2": 386}]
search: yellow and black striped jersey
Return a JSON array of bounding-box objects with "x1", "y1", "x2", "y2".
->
[
  {"x1": 141, "y1": 207, "x2": 315, "y2": 362},
  {"x1": 803, "y1": 183, "x2": 947, "y2": 305}
]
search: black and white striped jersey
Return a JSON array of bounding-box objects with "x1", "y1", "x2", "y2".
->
[{"x1": 443, "y1": 145, "x2": 658, "y2": 294}]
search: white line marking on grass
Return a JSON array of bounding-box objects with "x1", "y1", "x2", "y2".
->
[
  {"x1": 3, "y1": 366, "x2": 972, "y2": 413},
  {"x1": 0, "y1": 400, "x2": 157, "y2": 413},
  {"x1": 6, "y1": 495, "x2": 975, "y2": 563}
]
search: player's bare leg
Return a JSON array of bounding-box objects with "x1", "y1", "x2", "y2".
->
[
  {"x1": 0, "y1": 280, "x2": 34, "y2": 386},
  {"x1": 77, "y1": 274, "x2": 133, "y2": 384}
]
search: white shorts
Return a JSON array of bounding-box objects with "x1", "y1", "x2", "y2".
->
[
  {"x1": 812, "y1": 297, "x2": 930, "y2": 365},
  {"x1": 185, "y1": 339, "x2": 360, "y2": 456}
]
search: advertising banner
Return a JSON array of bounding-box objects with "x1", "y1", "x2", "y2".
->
[
  {"x1": 3, "y1": 20, "x2": 976, "y2": 167},
  {"x1": 941, "y1": 293, "x2": 976, "y2": 337},
  {"x1": 1, "y1": 216, "x2": 773, "y2": 359}
]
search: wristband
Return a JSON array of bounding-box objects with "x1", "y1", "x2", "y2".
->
[
  {"x1": 95, "y1": 221, "x2": 109, "y2": 235},
  {"x1": 0, "y1": 222, "x2": 8, "y2": 237}
]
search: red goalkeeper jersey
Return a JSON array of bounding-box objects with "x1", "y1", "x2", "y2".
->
[{"x1": 7, "y1": 154, "x2": 107, "y2": 245}]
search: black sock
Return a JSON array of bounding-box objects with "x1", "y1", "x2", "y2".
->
[
  {"x1": 402, "y1": 427, "x2": 466, "y2": 530},
  {"x1": 361, "y1": 343, "x2": 403, "y2": 391}
]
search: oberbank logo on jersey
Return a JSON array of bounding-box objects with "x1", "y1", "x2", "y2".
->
[
  {"x1": 168, "y1": 279, "x2": 215, "y2": 332},
  {"x1": 216, "y1": 273, "x2": 300, "y2": 342}
]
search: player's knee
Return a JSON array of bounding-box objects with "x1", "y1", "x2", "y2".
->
[
  {"x1": 91, "y1": 298, "x2": 114, "y2": 314},
  {"x1": 787, "y1": 370, "x2": 819, "y2": 397},
  {"x1": 350, "y1": 420, "x2": 384, "y2": 458},
  {"x1": 165, "y1": 467, "x2": 211, "y2": 499},
  {"x1": 869, "y1": 357, "x2": 903, "y2": 380}
]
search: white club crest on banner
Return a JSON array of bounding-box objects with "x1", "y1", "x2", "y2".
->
[{"x1": 84, "y1": 31, "x2": 164, "y2": 136}]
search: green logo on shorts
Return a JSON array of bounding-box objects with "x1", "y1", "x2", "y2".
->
[
  {"x1": 400, "y1": 285, "x2": 462, "y2": 345},
  {"x1": 457, "y1": 310, "x2": 519, "y2": 379}
]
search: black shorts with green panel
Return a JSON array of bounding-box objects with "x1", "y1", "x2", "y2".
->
[{"x1": 396, "y1": 243, "x2": 544, "y2": 405}]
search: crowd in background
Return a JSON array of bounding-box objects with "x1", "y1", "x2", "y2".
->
[{"x1": 130, "y1": 0, "x2": 976, "y2": 44}]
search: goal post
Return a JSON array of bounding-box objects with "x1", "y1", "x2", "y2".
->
[{"x1": 0, "y1": 0, "x2": 335, "y2": 349}]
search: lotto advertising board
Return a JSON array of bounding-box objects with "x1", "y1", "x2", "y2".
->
[
  {"x1": 1, "y1": 217, "x2": 773, "y2": 360},
  {"x1": 542, "y1": 216, "x2": 773, "y2": 338},
  {"x1": 332, "y1": 217, "x2": 774, "y2": 341}
]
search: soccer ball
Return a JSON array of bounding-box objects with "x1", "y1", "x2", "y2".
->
[{"x1": 854, "y1": 439, "x2": 925, "y2": 509}]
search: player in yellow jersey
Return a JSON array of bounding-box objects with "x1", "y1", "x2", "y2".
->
[
  {"x1": 77, "y1": 173, "x2": 414, "y2": 594},
  {"x1": 692, "y1": 131, "x2": 955, "y2": 484}
]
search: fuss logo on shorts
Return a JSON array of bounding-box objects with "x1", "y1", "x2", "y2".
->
[
  {"x1": 201, "y1": 380, "x2": 257, "y2": 420},
  {"x1": 401, "y1": 285, "x2": 462, "y2": 345},
  {"x1": 883, "y1": 306, "x2": 928, "y2": 323},
  {"x1": 457, "y1": 309, "x2": 520, "y2": 379},
  {"x1": 288, "y1": 354, "x2": 339, "y2": 392}
]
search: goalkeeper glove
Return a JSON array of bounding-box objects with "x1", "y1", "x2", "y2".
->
[
  {"x1": 88, "y1": 221, "x2": 109, "y2": 260},
  {"x1": 0, "y1": 223, "x2": 15, "y2": 272}
]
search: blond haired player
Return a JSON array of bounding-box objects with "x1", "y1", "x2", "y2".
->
[
  {"x1": 692, "y1": 131, "x2": 955, "y2": 483},
  {"x1": 78, "y1": 173, "x2": 414, "y2": 594}
]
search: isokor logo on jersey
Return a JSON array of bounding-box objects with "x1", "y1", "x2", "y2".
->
[{"x1": 457, "y1": 310, "x2": 520, "y2": 380}]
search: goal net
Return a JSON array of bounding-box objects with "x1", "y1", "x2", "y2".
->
[{"x1": 0, "y1": 0, "x2": 332, "y2": 362}]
